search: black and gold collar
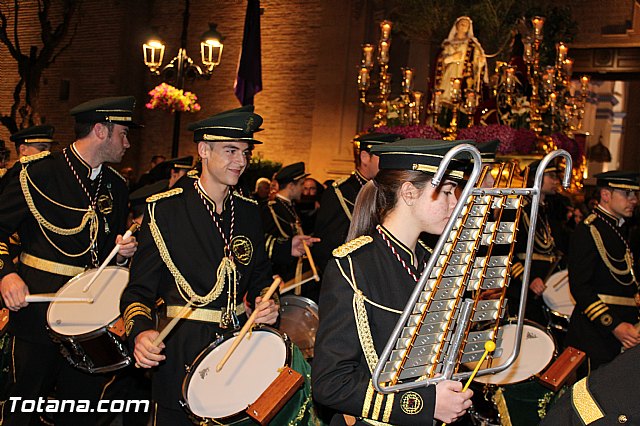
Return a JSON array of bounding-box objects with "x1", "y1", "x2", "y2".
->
[
  {"x1": 595, "y1": 205, "x2": 624, "y2": 227},
  {"x1": 69, "y1": 143, "x2": 92, "y2": 178}
]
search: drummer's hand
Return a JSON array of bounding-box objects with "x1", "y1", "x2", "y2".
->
[
  {"x1": 0, "y1": 273, "x2": 29, "y2": 311},
  {"x1": 134, "y1": 330, "x2": 166, "y2": 368},
  {"x1": 613, "y1": 322, "x2": 640, "y2": 349},
  {"x1": 253, "y1": 296, "x2": 279, "y2": 325},
  {"x1": 529, "y1": 277, "x2": 546, "y2": 296},
  {"x1": 434, "y1": 380, "x2": 473, "y2": 424},
  {"x1": 291, "y1": 235, "x2": 320, "y2": 257},
  {"x1": 116, "y1": 233, "x2": 138, "y2": 261}
]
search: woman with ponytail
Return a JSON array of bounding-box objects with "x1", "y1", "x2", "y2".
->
[{"x1": 312, "y1": 139, "x2": 474, "y2": 426}]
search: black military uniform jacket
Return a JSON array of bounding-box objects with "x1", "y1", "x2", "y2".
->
[
  {"x1": 313, "y1": 171, "x2": 367, "y2": 273},
  {"x1": 540, "y1": 345, "x2": 640, "y2": 425},
  {"x1": 565, "y1": 206, "x2": 640, "y2": 367},
  {"x1": 261, "y1": 195, "x2": 301, "y2": 281},
  {"x1": 120, "y1": 177, "x2": 273, "y2": 410},
  {"x1": 0, "y1": 147, "x2": 128, "y2": 343},
  {"x1": 313, "y1": 226, "x2": 437, "y2": 425},
  {"x1": 508, "y1": 198, "x2": 559, "y2": 323}
]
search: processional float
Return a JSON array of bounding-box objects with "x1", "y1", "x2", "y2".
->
[{"x1": 372, "y1": 144, "x2": 572, "y2": 393}]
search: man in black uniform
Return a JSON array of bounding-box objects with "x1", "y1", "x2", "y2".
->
[
  {"x1": 540, "y1": 345, "x2": 640, "y2": 425},
  {"x1": 508, "y1": 160, "x2": 563, "y2": 325},
  {"x1": 121, "y1": 107, "x2": 284, "y2": 425},
  {"x1": 261, "y1": 162, "x2": 320, "y2": 287},
  {"x1": 565, "y1": 171, "x2": 640, "y2": 372},
  {"x1": 0, "y1": 124, "x2": 58, "y2": 195},
  {"x1": 0, "y1": 96, "x2": 139, "y2": 425},
  {"x1": 313, "y1": 132, "x2": 400, "y2": 273}
]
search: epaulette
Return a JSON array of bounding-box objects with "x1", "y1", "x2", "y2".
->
[
  {"x1": 418, "y1": 239, "x2": 433, "y2": 253},
  {"x1": 233, "y1": 191, "x2": 258, "y2": 205},
  {"x1": 146, "y1": 187, "x2": 183, "y2": 203},
  {"x1": 187, "y1": 169, "x2": 199, "y2": 178},
  {"x1": 332, "y1": 235, "x2": 373, "y2": 258},
  {"x1": 332, "y1": 176, "x2": 349, "y2": 188},
  {"x1": 584, "y1": 213, "x2": 597, "y2": 226},
  {"x1": 107, "y1": 166, "x2": 127, "y2": 183},
  {"x1": 20, "y1": 150, "x2": 50, "y2": 164}
]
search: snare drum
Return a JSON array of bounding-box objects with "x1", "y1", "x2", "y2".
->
[
  {"x1": 278, "y1": 295, "x2": 319, "y2": 359},
  {"x1": 47, "y1": 267, "x2": 131, "y2": 373},
  {"x1": 471, "y1": 321, "x2": 556, "y2": 385},
  {"x1": 182, "y1": 326, "x2": 314, "y2": 425},
  {"x1": 542, "y1": 270, "x2": 575, "y2": 332}
]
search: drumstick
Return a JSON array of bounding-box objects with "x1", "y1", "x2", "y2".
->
[
  {"x1": 280, "y1": 273, "x2": 317, "y2": 294},
  {"x1": 153, "y1": 295, "x2": 196, "y2": 345},
  {"x1": 82, "y1": 223, "x2": 139, "y2": 293},
  {"x1": 442, "y1": 341, "x2": 496, "y2": 426},
  {"x1": 134, "y1": 296, "x2": 195, "y2": 368},
  {"x1": 301, "y1": 241, "x2": 320, "y2": 282},
  {"x1": 216, "y1": 277, "x2": 281, "y2": 373},
  {"x1": 25, "y1": 294, "x2": 94, "y2": 303}
]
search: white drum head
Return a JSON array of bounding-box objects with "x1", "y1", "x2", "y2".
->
[
  {"x1": 186, "y1": 329, "x2": 286, "y2": 419},
  {"x1": 470, "y1": 323, "x2": 555, "y2": 385},
  {"x1": 47, "y1": 267, "x2": 128, "y2": 336},
  {"x1": 542, "y1": 270, "x2": 575, "y2": 317}
]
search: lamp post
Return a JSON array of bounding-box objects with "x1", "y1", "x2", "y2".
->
[{"x1": 142, "y1": 0, "x2": 224, "y2": 157}]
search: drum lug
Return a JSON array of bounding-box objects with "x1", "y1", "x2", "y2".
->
[{"x1": 184, "y1": 364, "x2": 191, "y2": 373}]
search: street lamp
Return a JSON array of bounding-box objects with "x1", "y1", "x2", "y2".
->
[{"x1": 142, "y1": 0, "x2": 224, "y2": 157}]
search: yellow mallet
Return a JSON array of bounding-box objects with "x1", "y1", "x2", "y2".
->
[{"x1": 442, "y1": 340, "x2": 496, "y2": 426}]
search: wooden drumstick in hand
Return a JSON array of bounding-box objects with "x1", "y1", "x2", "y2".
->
[
  {"x1": 83, "y1": 223, "x2": 139, "y2": 293},
  {"x1": 216, "y1": 277, "x2": 281, "y2": 372},
  {"x1": 134, "y1": 295, "x2": 195, "y2": 368},
  {"x1": 301, "y1": 241, "x2": 320, "y2": 282}
]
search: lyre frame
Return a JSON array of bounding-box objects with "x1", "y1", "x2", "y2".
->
[{"x1": 372, "y1": 145, "x2": 572, "y2": 394}]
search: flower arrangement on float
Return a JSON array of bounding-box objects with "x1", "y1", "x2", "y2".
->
[{"x1": 145, "y1": 83, "x2": 201, "y2": 113}]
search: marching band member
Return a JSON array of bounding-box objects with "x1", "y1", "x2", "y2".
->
[
  {"x1": 121, "y1": 107, "x2": 304, "y2": 425},
  {"x1": 0, "y1": 96, "x2": 139, "y2": 425},
  {"x1": 312, "y1": 139, "x2": 474, "y2": 425},
  {"x1": 565, "y1": 171, "x2": 640, "y2": 372}
]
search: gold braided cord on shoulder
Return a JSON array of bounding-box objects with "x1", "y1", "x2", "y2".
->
[
  {"x1": 268, "y1": 205, "x2": 290, "y2": 238},
  {"x1": 334, "y1": 185, "x2": 353, "y2": 221},
  {"x1": 233, "y1": 191, "x2": 258, "y2": 205},
  {"x1": 588, "y1": 224, "x2": 635, "y2": 285},
  {"x1": 147, "y1": 203, "x2": 229, "y2": 307},
  {"x1": 19, "y1": 168, "x2": 98, "y2": 257},
  {"x1": 20, "y1": 151, "x2": 50, "y2": 164}
]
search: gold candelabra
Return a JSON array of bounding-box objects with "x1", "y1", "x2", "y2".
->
[{"x1": 357, "y1": 20, "x2": 424, "y2": 127}]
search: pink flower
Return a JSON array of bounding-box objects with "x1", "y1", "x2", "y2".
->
[{"x1": 146, "y1": 83, "x2": 201, "y2": 113}]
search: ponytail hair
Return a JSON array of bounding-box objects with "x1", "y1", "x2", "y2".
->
[{"x1": 347, "y1": 169, "x2": 433, "y2": 241}]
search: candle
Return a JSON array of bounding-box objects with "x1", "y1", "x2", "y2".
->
[
  {"x1": 563, "y1": 58, "x2": 574, "y2": 75},
  {"x1": 433, "y1": 89, "x2": 443, "y2": 111},
  {"x1": 402, "y1": 68, "x2": 414, "y2": 93},
  {"x1": 580, "y1": 75, "x2": 590, "y2": 90},
  {"x1": 379, "y1": 41, "x2": 390, "y2": 64},
  {"x1": 465, "y1": 90, "x2": 477, "y2": 110},
  {"x1": 549, "y1": 93, "x2": 557, "y2": 104},
  {"x1": 362, "y1": 44, "x2": 374, "y2": 68},
  {"x1": 358, "y1": 67, "x2": 370, "y2": 90},
  {"x1": 452, "y1": 78, "x2": 461, "y2": 91},
  {"x1": 504, "y1": 66, "x2": 516, "y2": 89},
  {"x1": 556, "y1": 42, "x2": 568, "y2": 63},
  {"x1": 523, "y1": 39, "x2": 533, "y2": 63},
  {"x1": 380, "y1": 20, "x2": 392, "y2": 41},
  {"x1": 532, "y1": 16, "x2": 545, "y2": 40}
]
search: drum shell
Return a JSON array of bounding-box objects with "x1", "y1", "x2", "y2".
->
[
  {"x1": 181, "y1": 326, "x2": 315, "y2": 425},
  {"x1": 46, "y1": 266, "x2": 131, "y2": 373},
  {"x1": 278, "y1": 295, "x2": 319, "y2": 359}
]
